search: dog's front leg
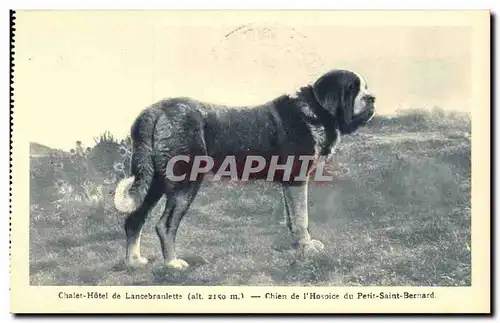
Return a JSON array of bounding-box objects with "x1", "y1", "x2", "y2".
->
[{"x1": 281, "y1": 181, "x2": 324, "y2": 257}]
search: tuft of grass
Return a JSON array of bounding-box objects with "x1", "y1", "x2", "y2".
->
[{"x1": 29, "y1": 108, "x2": 471, "y2": 286}]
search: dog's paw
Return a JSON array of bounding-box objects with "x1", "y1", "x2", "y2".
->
[
  {"x1": 125, "y1": 256, "x2": 149, "y2": 268},
  {"x1": 166, "y1": 258, "x2": 189, "y2": 270},
  {"x1": 311, "y1": 239, "x2": 325, "y2": 251},
  {"x1": 295, "y1": 238, "x2": 325, "y2": 259}
]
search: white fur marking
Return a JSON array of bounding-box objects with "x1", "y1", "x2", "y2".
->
[
  {"x1": 328, "y1": 129, "x2": 342, "y2": 159},
  {"x1": 283, "y1": 183, "x2": 311, "y2": 242},
  {"x1": 288, "y1": 91, "x2": 299, "y2": 100},
  {"x1": 114, "y1": 176, "x2": 138, "y2": 213},
  {"x1": 127, "y1": 229, "x2": 146, "y2": 262},
  {"x1": 166, "y1": 258, "x2": 189, "y2": 270},
  {"x1": 352, "y1": 72, "x2": 373, "y2": 115}
]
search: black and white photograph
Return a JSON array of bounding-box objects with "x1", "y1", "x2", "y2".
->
[{"x1": 10, "y1": 9, "x2": 490, "y2": 314}]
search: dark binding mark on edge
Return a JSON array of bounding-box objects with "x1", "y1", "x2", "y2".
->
[
  {"x1": 488, "y1": 11, "x2": 495, "y2": 316},
  {"x1": 9, "y1": 9, "x2": 16, "y2": 291}
]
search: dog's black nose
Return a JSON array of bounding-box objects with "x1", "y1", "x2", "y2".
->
[{"x1": 364, "y1": 94, "x2": 376, "y2": 104}]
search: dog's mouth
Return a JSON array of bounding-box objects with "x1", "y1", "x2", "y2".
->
[
  {"x1": 362, "y1": 95, "x2": 376, "y2": 123},
  {"x1": 365, "y1": 106, "x2": 376, "y2": 123},
  {"x1": 340, "y1": 106, "x2": 375, "y2": 135},
  {"x1": 358, "y1": 105, "x2": 375, "y2": 125}
]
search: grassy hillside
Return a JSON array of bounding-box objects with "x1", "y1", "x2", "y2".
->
[
  {"x1": 29, "y1": 108, "x2": 471, "y2": 286},
  {"x1": 30, "y1": 142, "x2": 65, "y2": 158}
]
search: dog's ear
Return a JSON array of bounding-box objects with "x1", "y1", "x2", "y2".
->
[
  {"x1": 312, "y1": 73, "x2": 340, "y2": 117},
  {"x1": 338, "y1": 81, "x2": 358, "y2": 130},
  {"x1": 312, "y1": 70, "x2": 356, "y2": 128}
]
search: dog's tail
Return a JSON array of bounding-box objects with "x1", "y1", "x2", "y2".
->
[{"x1": 114, "y1": 108, "x2": 161, "y2": 213}]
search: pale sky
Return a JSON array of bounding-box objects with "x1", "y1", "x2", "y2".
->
[{"x1": 15, "y1": 11, "x2": 472, "y2": 150}]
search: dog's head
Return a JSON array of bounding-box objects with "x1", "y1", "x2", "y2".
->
[{"x1": 312, "y1": 69, "x2": 376, "y2": 135}]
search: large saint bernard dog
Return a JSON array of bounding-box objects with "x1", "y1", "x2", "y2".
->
[{"x1": 114, "y1": 69, "x2": 376, "y2": 269}]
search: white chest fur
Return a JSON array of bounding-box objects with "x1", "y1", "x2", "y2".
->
[{"x1": 308, "y1": 124, "x2": 341, "y2": 162}]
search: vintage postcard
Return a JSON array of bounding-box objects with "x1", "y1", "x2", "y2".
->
[{"x1": 10, "y1": 10, "x2": 490, "y2": 314}]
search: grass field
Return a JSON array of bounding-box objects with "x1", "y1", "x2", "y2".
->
[{"x1": 29, "y1": 108, "x2": 471, "y2": 286}]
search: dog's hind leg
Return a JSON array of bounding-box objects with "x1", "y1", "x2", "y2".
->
[
  {"x1": 156, "y1": 179, "x2": 202, "y2": 270},
  {"x1": 124, "y1": 179, "x2": 164, "y2": 267}
]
